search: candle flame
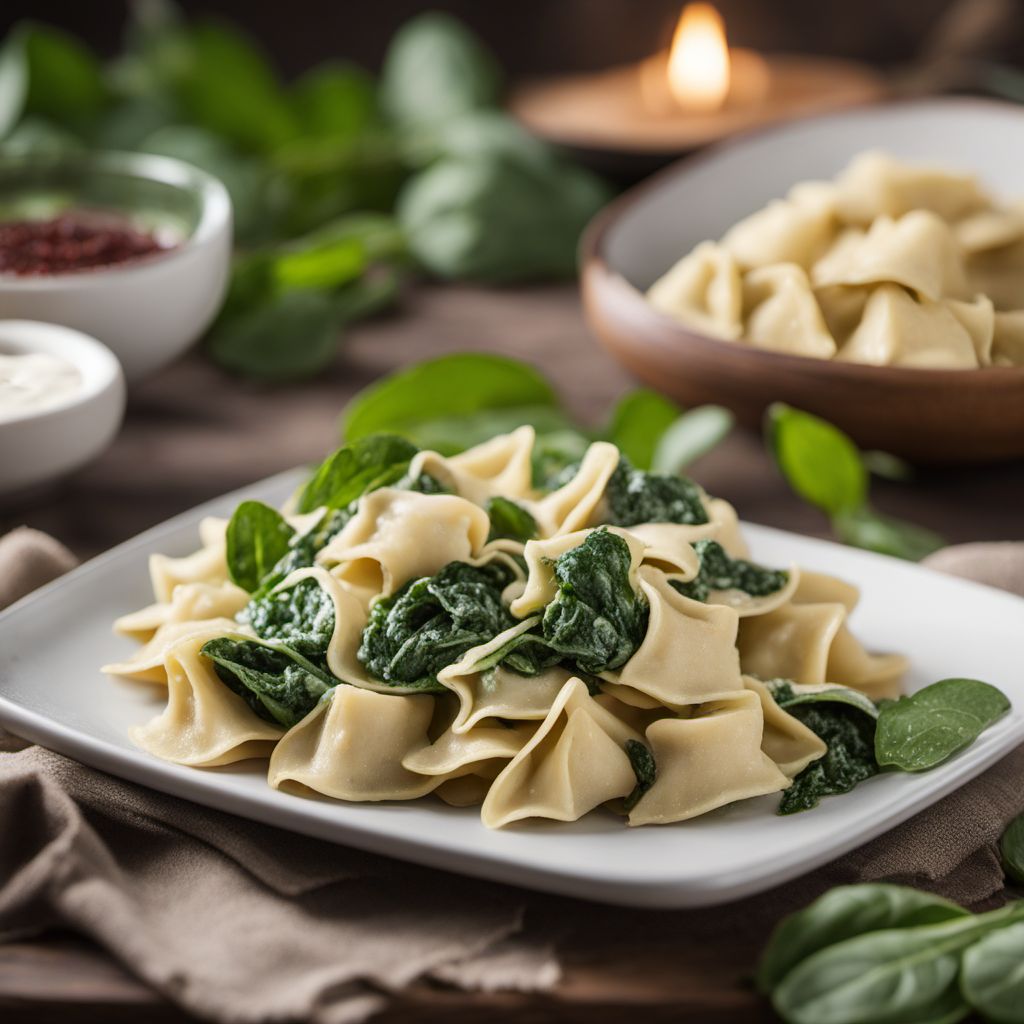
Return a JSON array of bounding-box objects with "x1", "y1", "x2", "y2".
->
[{"x1": 667, "y1": 3, "x2": 731, "y2": 111}]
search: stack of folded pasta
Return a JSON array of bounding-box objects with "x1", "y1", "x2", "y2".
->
[
  {"x1": 648, "y1": 151, "x2": 1024, "y2": 368},
  {"x1": 104, "y1": 428, "x2": 905, "y2": 828}
]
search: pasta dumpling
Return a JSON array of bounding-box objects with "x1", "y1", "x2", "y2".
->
[{"x1": 646, "y1": 241, "x2": 743, "y2": 340}]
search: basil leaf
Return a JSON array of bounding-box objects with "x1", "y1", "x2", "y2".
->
[
  {"x1": 875, "y1": 678, "x2": 1011, "y2": 772},
  {"x1": 342, "y1": 353, "x2": 560, "y2": 452},
  {"x1": 767, "y1": 403, "x2": 867, "y2": 517},
  {"x1": 380, "y1": 12, "x2": 500, "y2": 128},
  {"x1": 225, "y1": 501, "x2": 295, "y2": 593},
  {"x1": 485, "y1": 496, "x2": 537, "y2": 543},
  {"x1": 201, "y1": 636, "x2": 335, "y2": 729},
  {"x1": 297, "y1": 434, "x2": 419, "y2": 514},
  {"x1": 960, "y1": 920, "x2": 1024, "y2": 1023},
  {"x1": 1000, "y1": 811, "x2": 1024, "y2": 885},
  {"x1": 772, "y1": 906, "x2": 1024, "y2": 1024},
  {"x1": 835, "y1": 506, "x2": 945, "y2": 563},
  {"x1": 651, "y1": 405, "x2": 734, "y2": 474},
  {"x1": 757, "y1": 883, "x2": 969, "y2": 994},
  {"x1": 603, "y1": 390, "x2": 681, "y2": 471},
  {"x1": 623, "y1": 740, "x2": 656, "y2": 813}
]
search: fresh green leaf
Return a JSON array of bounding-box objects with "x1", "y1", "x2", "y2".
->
[
  {"x1": 342, "y1": 353, "x2": 560, "y2": 451},
  {"x1": 757, "y1": 883, "x2": 969, "y2": 994},
  {"x1": 201, "y1": 635, "x2": 335, "y2": 728},
  {"x1": 875, "y1": 678, "x2": 1010, "y2": 772},
  {"x1": 0, "y1": 29, "x2": 29, "y2": 138},
  {"x1": 772, "y1": 903, "x2": 1024, "y2": 1024},
  {"x1": 297, "y1": 434, "x2": 419, "y2": 514},
  {"x1": 290, "y1": 61, "x2": 379, "y2": 141},
  {"x1": 404, "y1": 109, "x2": 551, "y2": 168},
  {"x1": 960, "y1": 920, "x2": 1024, "y2": 1023},
  {"x1": 295, "y1": 212, "x2": 407, "y2": 263},
  {"x1": 768, "y1": 679, "x2": 879, "y2": 719},
  {"x1": 623, "y1": 739, "x2": 656, "y2": 813},
  {"x1": 271, "y1": 236, "x2": 366, "y2": 292},
  {"x1": 767, "y1": 403, "x2": 867, "y2": 517},
  {"x1": 246, "y1": 576, "x2": 336, "y2": 657},
  {"x1": 1000, "y1": 811, "x2": 1024, "y2": 885},
  {"x1": 604, "y1": 454, "x2": 709, "y2": 527},
  {"x1": 863, "y1": 450, "x2": 914, "y2": 482},
  {"x1": 225, "y1": 500, "x2": 295, "y2": 593},
  {"x1": 358, "y1": 560, "x2": 516, "y2": 690},
  {"x1": 249, "y1": 507, "x2": 351, "y2": 601},
  {"x1": 485, "y1": 496, "x2": 537, "y2": 543},
  {"x1": 834, "y1": 506, "x2": 945, "y2": 562},
  {"x1": 670, "y1": 540, "x2": 788, "y2": 603},
  {"x1": 380, "y1": 12, "x2": 500, "y2": 127},
  {"x1": 651, "y1": 405, "x2": 734, "y2": 474},
  {"x1": 603, "y1": 390, "x2": 681, "y2": 471},
  {"x1": 206, "y1": 289, "x2": 343, "y2": 380}
]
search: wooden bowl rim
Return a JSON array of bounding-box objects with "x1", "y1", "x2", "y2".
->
[{"x1": 579, "y1": 95, "x2": 1024, "y2": 390}]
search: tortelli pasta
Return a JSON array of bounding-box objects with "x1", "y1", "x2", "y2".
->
[
  {"x1": 105, "y1": 428, "x2": 907, "y2": 827},
  {"x1": 648, "y1": 151, "x2": 1024, "y2": 368}
]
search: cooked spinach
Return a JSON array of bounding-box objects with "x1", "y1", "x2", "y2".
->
[
  {"x1": 358, "y1": 560, "x2": 516, "y2": 690},
  {"x1": 768, "y1": 680, "x2": 880, "y2": 815},
  {"x1": 670, "y1": 540, "x2": 788, "y2": 603},
  {"x1": 623, "y1": 740, "x2": 656, "y2": 813},
  {"x1": 225, "y1": 500, "x2": 296, "y2": 593},
  {"x1": 874, "y1": 678, "x2": 1010, "y2": 772},
  {"x1": 1001, "y1": 811, "x2": 1024, "y2": 885},
  {"x1": 485, "y1": 496, "x2": 537, "y2": 543},
  {"x1": 604, "y1": 455, "x2": 708, "y2": 527},
  {"x1": 201, "y1": 636, "x2": 336, "y2": 728},
  {"x1": 538, "y1": 528, "x2": 649, "y2": 674},
  {"x1": 246, "y1": 577, "x2": 335, "y2": 657}
]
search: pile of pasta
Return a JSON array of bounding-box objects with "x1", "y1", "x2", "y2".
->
[
  {"x1": 648, "y1": 151, "x2": 1024, "y2": 369},
  {"x1": 104, "y1": 427, "x2": 906, "y2": 828}
]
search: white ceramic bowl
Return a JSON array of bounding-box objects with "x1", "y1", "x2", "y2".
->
[
  {"x1": 0, "y1": 320, "x2": 125, "y2": 495},
  {"x1": 0, "y1": 151, "x2": 232, "y2": 382}
]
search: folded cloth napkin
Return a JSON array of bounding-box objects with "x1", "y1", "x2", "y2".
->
[{"x1": 1, "y1": 531, "x2": 1023, "y2": 1024}]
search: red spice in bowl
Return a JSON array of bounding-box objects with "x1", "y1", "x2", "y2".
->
[{"x1": 0, "y1": 214, "x2": 172, "y2": 276}]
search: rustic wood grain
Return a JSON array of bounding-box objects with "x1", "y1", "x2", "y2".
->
[{"x1": 1, "y1": 283, "x2": 1021, "y2": 1022}]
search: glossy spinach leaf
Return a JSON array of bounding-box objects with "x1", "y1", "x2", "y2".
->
[
  {"x1": 201, "y1": 635, "x2": 336, "y2": 729},
  {"x1": 604, "y1": 455, "x2": 709, "y2": 527},
  {"x1": 1000, "y1": 811, "x2": 1024, "y2": 885},
  {"x1": 603, "y1": 390, "x2": 681, "y2": 471},
  {"x1": 249, "y1": 508, "x2": 351, "y2": 601},
  {"x1": 623, "y1": 739, "x2": 656, "y2": 813},
  {"x1": 834, "y1": 506, "x2": 945, "y2": 562},
  {"x1": 757, "y1": 883, "x2": 969, "y2": 994},
  {"x1": 960, "y1": 920, "x2": 1024, "y2": 1023},
  {"x1": 485, "y1": 496, "x2": 537, "y2": 543},
  {"x1": 246, "y1": 576, "x2": 335, "y2": 657},
  {"x1": 225, "y1": 501, "x2": 295, "y2": 593},
  {"x1": 875, "y1": 678, "x2": 1010, "y2": 772},
  {"x1": 297, "y1": 434, "x2": 419, "y2": 513},
  {"x1": 651, "y1": 405, "x2": 734, "y2": 474},
  {"x1": 670, "y1": 540, "x2": 788, "y2": 603},
  {"x1": 358, "y1": 560, "x2": 515, "y2": 690}
]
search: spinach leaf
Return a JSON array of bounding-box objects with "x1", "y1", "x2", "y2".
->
[
  {"x1": 604, "y1": 455, "x2": 709, "y2": 528},
  {"x1": 225, "y1": 501, "x2": 296, "y2": 593},
  {"x1": 623, "y1": 740, "x2": 656, "y2": 813},
  {"x1": 875, "y1": 678, "x2": 1010, "y2": 772},
  {"x1": 960, "y1": 920, "x2": 1024, "y2": 1024},
  {"x1": 768, "y1": 680, "x2": 880, "y2": 815},
  {"x1": 201, "y1": 636, "x2": 336, "y2": 729},
  {"x1": 835, "y1": 506, "x2": 945, "y2": 563},
  {"x1": 358, "y1": 560, "x2": 515, "y2": 690},
  {"x1": 485, "y1": 497, "x2": 537, "y2": 543},
  {"x1": 670, "y1": 540, "x2": 788, "y2": 603},
  {"x1": 539, "y1": 527, "x2": 648, "y2": 674},
  {"x1": 1000, "y1": 811, "x2": 1024, "y2": 885},
  {"x1": 603, "y1": 390, "x2": 681, "y2": 471},
  {"x1": 297, "y1": 434, "x2": 419, "y2": 513},
  {"x1": 289, "y1": 62, "x2": 379, "y2": 142},
  {"x1": 246, "y1": 577, "x2": 335, "y2": 658},
  {"x1": 380, "y1": 12, "x2": 500, "y2": 128},
  {"x1": 651, "y1": 405, "x2": 734, "y2": 475},
  {"x1": 772, "y1": 903, "x2": 1024, "y2": 1024},
  {"x1": 757, "y1": 883, "x2": 969, "y2": 994}
]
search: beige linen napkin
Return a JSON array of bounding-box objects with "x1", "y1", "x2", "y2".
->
[{"x1": 1, "y1": 530, "x2": 1023, "y2": 1023}]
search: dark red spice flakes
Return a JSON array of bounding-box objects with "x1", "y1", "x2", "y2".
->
[{"x1": 0, "y1": 214, "x2": 172, "y2": 276}]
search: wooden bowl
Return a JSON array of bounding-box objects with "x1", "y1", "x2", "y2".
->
[{"x1": 580, "y1": 98, "x2": 1024, "y2": 463}]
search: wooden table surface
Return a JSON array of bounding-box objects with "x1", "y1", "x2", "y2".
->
[{"x1": 2, "y1": 283, "x2": 1022, "y2": 1023}]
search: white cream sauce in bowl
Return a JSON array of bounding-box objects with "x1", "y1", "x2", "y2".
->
[{"x1": 0, "y1": 351, "x2": 82, "y2": 422}]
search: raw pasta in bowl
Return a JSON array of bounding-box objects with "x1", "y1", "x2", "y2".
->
[
  {"x1": 105, "y1": 427, "x2": 911, "y2": 828},
  {"x1": 647, "y1": 151, "x2": 1024, "y2": 369}
]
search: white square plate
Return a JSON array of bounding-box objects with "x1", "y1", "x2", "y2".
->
[{"x1": 1, "y1": 471, "x2": 1022, "y2": 908}]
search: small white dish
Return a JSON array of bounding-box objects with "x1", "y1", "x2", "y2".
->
[
  {"x1": 0, "y1": 468, "x2": 1021, "y2": 908},
  {"x1": 0, "y1": 151, "x2": 232, "y2": 382},
  {"x1": 0, "y1": 319, "x2": 125, "y2": 495}
]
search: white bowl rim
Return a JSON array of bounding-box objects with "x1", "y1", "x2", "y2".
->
[
  {"x1": 0, "y1": 149, "x2": 232, "y2": 290},
  {"x1": 0, "y1": 318, "x2": 124, "y2": 426}
]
